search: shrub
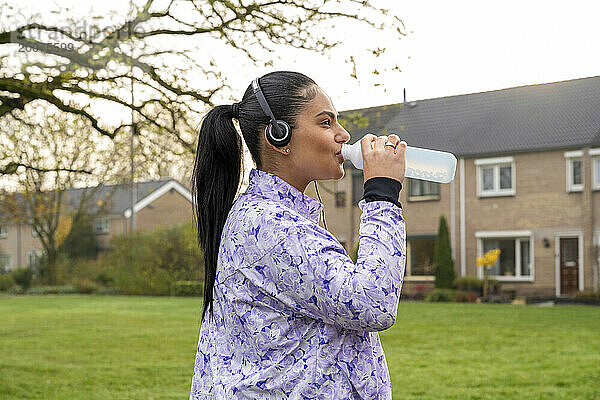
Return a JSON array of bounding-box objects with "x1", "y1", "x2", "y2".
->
[
  {"x1": 573, "y1": 291, "x2": 600, "y2": 301},
  {"x1": 46, "y1": 253, "x2": 71, "y2": 285},
  {"x1": 485, "y1": 278, "x2": 500, "y2": 295},
  {"x1": 455, "y1": 290, "x2": 478, "y2": 303},
  {"x1": 454, "y1": 276, "x2": 482, "y2": 292},
  {"x1": 12, "y1": 267, "x2": 33, "y2": 291},
  {"x1": 479, "y1": 294, "x2": 511, "y2": 304},
  {"x1": 0, "y1": 256, "x2": 9, "y2": 275},
  {"x1": 96, "y1": 287, "x2": 121, "y2": 295},
  {"x1": 73, "y1": 278, "x2": 99, "y2": 294},
  {"x1": 107, "y1": 261, "x2": 172, "y2": 296},
  {"x1": 94, "y1": 271, "x2": 114, "y2": 286},
  {"x1": 25, "y1": 285, "x2": 79, "y2": 295},
  {"x1": 51, "y1": 255, "x2": 109, "y2": 287},
  {"x1": 407, "y1": 283, "x2": 430, "y2": 300},
  {"x1": 433, "y1": 216, "x2": 456, "y2": 289},
  {"x1": 7, "y1": 285, "x2": 24, "y2": 295},
  {"x1": 58, "y1": 214, "x2": 99, "y2": 260},
  {"x1": 52, "y1": 285, "x2": 80, "y2": 295},
  {"x1": 102, "y1": 221, "x2": 203, "y2": 296},
  {"x1": 351, "y1": 241, "x2": 359, "y2": 264},
  {"x1": 171, "y1": 281, "x2": 204, "y2": 297},
  {"x1": 425, "y1": 288, "x2": 457, "y2": 302},
  {"x1": 0, "y1": 272, "x2": 15, "y2": 291},
  {"x1": 25, "y1": 286, "x2": 52, "y2": 295}
]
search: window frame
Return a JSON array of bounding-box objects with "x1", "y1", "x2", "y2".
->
[
  {"x1": 404, "y1": 234, "x2": 436, "y2": 281},
  {"x1": 475, "y1": 157, "x2": 516, "y2": 197},
  {"x1": 0, "y1": 224, "x2": 7, "y2": 239},
  {"x1": 476, "y1": 230, "x2": 534, "y2": 282},
  {"x1": 408, "y1": 179, "x2": 440, "y2": 202},
  {"x1": 564, "y1": 150, "x2": 583, "y2": 192},
  {"x1": 27, "y1": 249, "x2": 41, "y2": 267},
  {"x1": 94, "y1": 217, "x2": 110, "y2": 235},
  {"x1": 590, "y1": 148, "x2": 600, "y2": 190},
  {"x1": 335, "y1": 191, "x2": 346, "y2": 208},
  {"x1": 0, "y1": 253, "x2": 12, "y2": 272}
]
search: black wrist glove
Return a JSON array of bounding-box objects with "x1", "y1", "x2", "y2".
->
[{"x1": 361, "y1": 177, "x2": 402, "y2": 209}]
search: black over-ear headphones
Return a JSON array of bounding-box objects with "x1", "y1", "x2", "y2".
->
[
  {"x1": 252, "y1": 78, "x2": 292, "y2": 147},
  {"x1": 251, "y1": 76, "x2": 328, "y2": 231}
]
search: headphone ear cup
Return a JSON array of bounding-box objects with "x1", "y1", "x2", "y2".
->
[{"x1": 266, "y1": 120, "x2": 292, "y2": 147}]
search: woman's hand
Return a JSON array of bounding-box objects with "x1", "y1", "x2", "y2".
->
[{"x1": 361, "y1": 133, "x2": 407, "y2": 184}]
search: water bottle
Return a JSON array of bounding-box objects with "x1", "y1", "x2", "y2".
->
[{"x1": 340, "y1": 140, "x2": 457, "y2": 183}]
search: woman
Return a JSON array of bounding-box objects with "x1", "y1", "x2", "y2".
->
[{"x1": 190, "y1": 71, "x2": 407, "y2": 399}]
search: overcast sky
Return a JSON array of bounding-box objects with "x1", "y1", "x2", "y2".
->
[
  {"x1": 9, "y1": 0, "x2": 599, "y2": 112},
  {"x1": 219, "y1": 0, "x2": 600, "y2": 111},
  {"x1": 192, "y1": 0, "x2": 600, "y2": 186},
  {"x1": 4, "y1": 0, "x2": 599, "y2": 188}
]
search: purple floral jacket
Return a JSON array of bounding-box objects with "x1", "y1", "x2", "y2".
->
[{"x1": 189, "y1": 168, "x2": 406, "y2": 399}]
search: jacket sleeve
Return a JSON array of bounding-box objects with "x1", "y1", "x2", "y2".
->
[{"x1": 237, "y1": 199, "x2": 406, "y2": 332}]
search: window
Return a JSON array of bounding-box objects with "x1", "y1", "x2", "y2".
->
[
  {"x1": 94, "y1": 218, "x2": 110, "y2": 234},
  {"x1": 475, "y1": 157, "x2": 515, "y2": 197},
  {"x1": 476, "y1": 231, "x2": 533, "y2": 281},
  {"x1": 407, "y1": 236, "x2": 435, "y2": 276},
  {"x1": 567, "y1": 158, "x2": 583, "y2": 191},
  {"x1": 27, "y1": 250, "x2": 41, "y2": 267},
  {"x1": 351, "y1": 169, "x2": 364, "y2": 205},
  {"x1": 408, "y1": 179, "x2": 440, "y2": 201},
  {"x1": 592, "y1": 152, "x2": 600, "y2": 190},
  {"x1": 564, "y1": 151, "x2": 583, "y2": 192},
  {"x1": 335, "y1": 192, "x2": 346, "y2": 207},
  {"x1": 0, "y1": 224, "x2": 7, "y2": 239},
  {"x1": 0, "y1": 254, "x2": 11, "y2": 273}
]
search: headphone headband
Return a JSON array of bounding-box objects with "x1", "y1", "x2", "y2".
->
[{"x1": 252, "y1": 77, "x2": 288, "y2": 143}]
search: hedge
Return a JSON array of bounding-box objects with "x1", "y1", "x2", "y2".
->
[
  {"x1": 26, "y1": 285, "x2": 79, "y2": 295},
  {"x1": 170, "y1": 281, "x2": 204, "y2": 297},
  {"x1": 0, "y1": 273, "x2": 15, "y2": 291},
  {"x1": 424, "y1": 288, "x2": 458, "y2": 302}
]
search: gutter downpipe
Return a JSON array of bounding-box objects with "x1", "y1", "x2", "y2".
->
[
  {"x1": 17, "y1": 223, "x2": 21, "y2": 268},
  {"x1": 460, "y1": 158, "x2": 466, "y2": 277},
  {"x1": 450, "y1": 173, "x2": 456, "y2": 274}
]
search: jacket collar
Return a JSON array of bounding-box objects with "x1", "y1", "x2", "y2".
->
[{"x1": 245, "y1": 168, "x2": 323, "y2": 224}]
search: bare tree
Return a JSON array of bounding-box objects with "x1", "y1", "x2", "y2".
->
[
  {"x1": 0, "y1": 0, "x2": 407, "y2": 177},
  {"x1": 0, "y1": 105, "x2": 130, "y2": 283}
]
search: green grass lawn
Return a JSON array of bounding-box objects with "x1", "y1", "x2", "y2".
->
[{"x1": 0, "y1": 296, "x2": 598, "y2": 400}]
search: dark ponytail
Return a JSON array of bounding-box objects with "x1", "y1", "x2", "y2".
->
[{"x1": 192, "y1": 71, "x2": 319, "y2": 322}]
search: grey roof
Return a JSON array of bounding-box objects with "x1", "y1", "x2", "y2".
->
[
  {"x1": 0, "y1": 177, "x2": 192, "y2": 222},
  {"x1": 0, "y1": 178, "x2": 183, "y2": 221},
  {"x1": 339, "y1": 75, "x2": 600, "y2": 157},
  {"x1": 61, "y1": 178, "x2": 181, "y2": 215}
]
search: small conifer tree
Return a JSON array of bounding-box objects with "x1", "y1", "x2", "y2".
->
[
  {"x1": 433, "y1": 216, "x2": 456, "y2": 288},
  {"x1": 59, "y1": 215, "x2": 99, "y2": 260},
  {"x1": 351, "y1": 240, "x2": 360, "y2": 264}
]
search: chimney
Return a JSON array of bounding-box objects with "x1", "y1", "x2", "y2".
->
[{"x1": 404, "y1": 88, "x2": 418, "y2": 108}]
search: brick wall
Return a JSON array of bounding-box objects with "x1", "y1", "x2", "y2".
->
[
  {"x1": 0, "y1": 185, "x2": 194, "y2": 265},
  {"x1": 127, "y1": 188, "x2": 193, "y2": 234},
  {"x1": 0, "y1": 223, "x2": 43, "y2": 270},
  {"x1": 313, "y1": 148, "x2": 599, "y2": 297}
]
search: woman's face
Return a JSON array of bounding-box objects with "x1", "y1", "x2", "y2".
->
[{"x1": 274, "y1": 86, "x2": 350, "y2": 192}]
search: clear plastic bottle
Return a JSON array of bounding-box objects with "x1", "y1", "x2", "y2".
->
[{"x1": 340, "y1": 140, "x2": 457, "y2": 183}]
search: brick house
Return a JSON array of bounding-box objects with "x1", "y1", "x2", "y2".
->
[
  {"x1": 0, "y1": 178, "x2": 193, "y2": 271},
  {"x1": 306, "y1": 75, "x2": 600, "y2": 297}
]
